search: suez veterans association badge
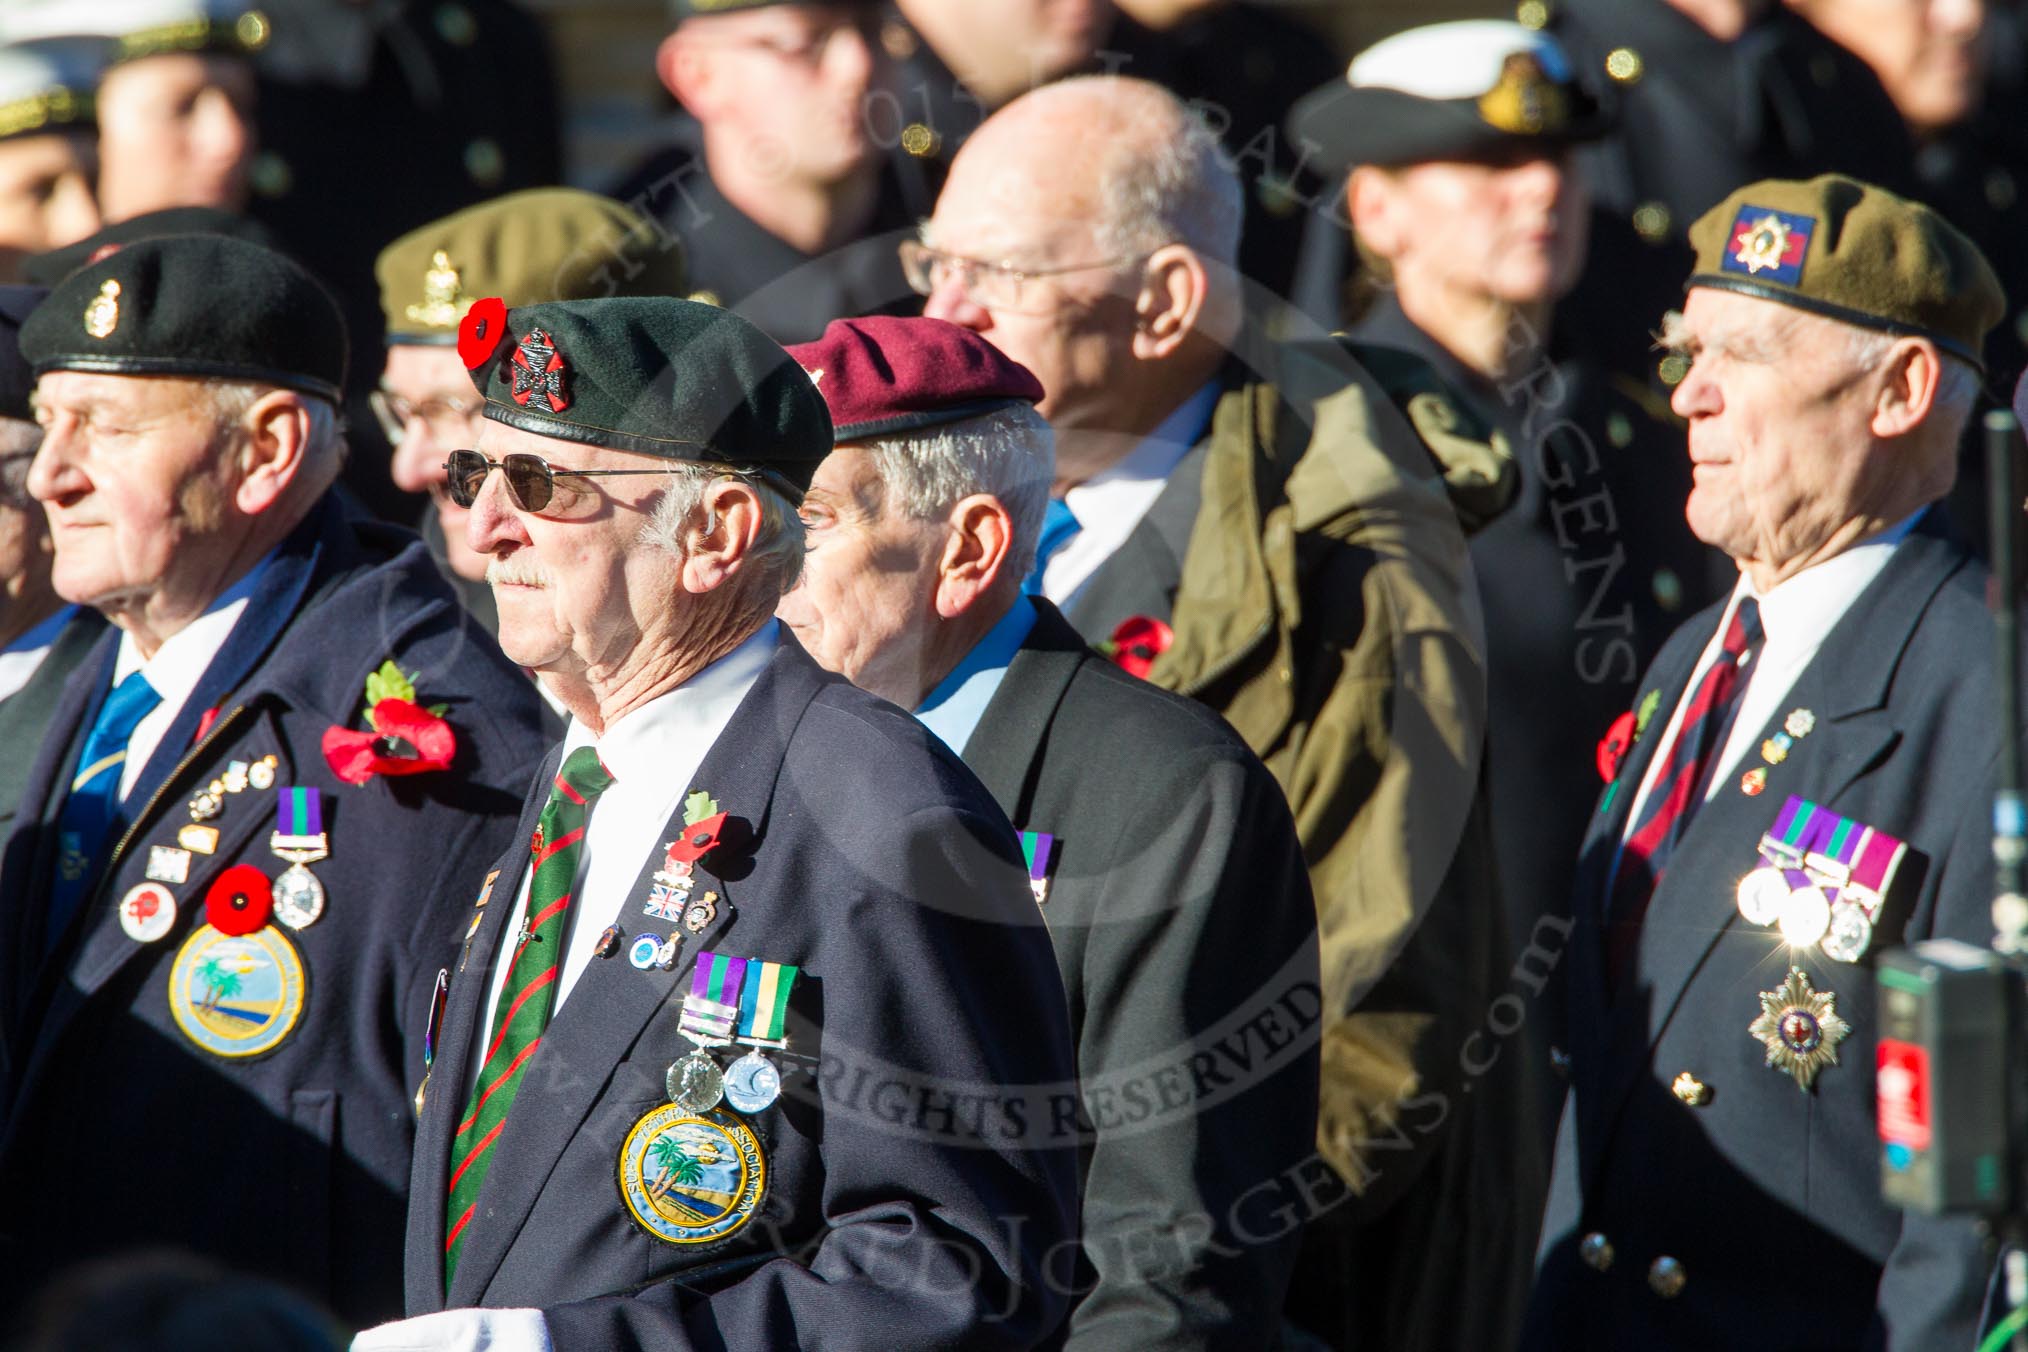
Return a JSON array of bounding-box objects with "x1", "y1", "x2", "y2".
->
[
  {"x1": 1732, "y1": 793, "x2": 1908, "y2": 1090},
  {"x1": 615, "y1": 948, "x2": 801, "y2": 1245}
]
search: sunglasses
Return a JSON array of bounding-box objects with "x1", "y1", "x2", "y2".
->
[{"x1": 442, "y1": 449, "x2": 671, "y2": 512}]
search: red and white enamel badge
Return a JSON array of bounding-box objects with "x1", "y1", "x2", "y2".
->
[{"x1": 511, "y1": 327, "x2": 570, "y2": 413}]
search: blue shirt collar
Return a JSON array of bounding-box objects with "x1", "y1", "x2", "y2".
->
[{"x1": 913, "y1": 595, "x2": 1037, "y2": 754}]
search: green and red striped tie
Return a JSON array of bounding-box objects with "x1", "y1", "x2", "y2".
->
[{"x1": 444, "y1": 746, "x2": 613, "y2": 1286}]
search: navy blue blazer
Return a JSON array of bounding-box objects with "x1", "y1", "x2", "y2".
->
[
  {"x1": 1525, "y1": 515, "x2": 1996, "y2": 1350},
  {"x1": 0, "y1": 496, "x2": 546, "y2": 1326},
  {"x1": 402, "y1": 635, "x2": 1081, "y2": 1350}
]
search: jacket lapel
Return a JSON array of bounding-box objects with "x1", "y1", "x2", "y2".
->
[
  {"x1": 1062, "y1": 440, "x2": 1208, "y2": 641},
  {"x1": 448, "y1": 641, "x2": 828, "y2": 1308},
  {"x1": 1580, "y1": 525, "x2": 1963, "y2": 1181},
  {"x1": 959, "y1": 601, "x2": 1086, "y2": 823},
  {"x1": 406, "y1": 745, "x2": 560, "y2": 1314}
]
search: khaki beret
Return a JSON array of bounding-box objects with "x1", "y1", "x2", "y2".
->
[
  {"x1": 376, "y1": 188, "x2": 686, "y2": 346},
  {"x1": 1687, "y1": 174, "x2": 2005, "y2": 371}
]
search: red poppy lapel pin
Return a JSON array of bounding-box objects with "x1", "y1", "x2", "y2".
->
[
  {"x1": 1103, "y1": 615, "x2": 1174, "y2": 680},
  {"x1": 320, "y1": 660, "x2": 458, "y2": 785}
]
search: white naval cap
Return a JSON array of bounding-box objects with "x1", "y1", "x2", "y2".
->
[
  {"x1": 1288, "y1": 18, "x2": 1604, "y2": 171},
  {"x1": 0, "y1": 0, "x2": 268, "y2": 58},
  {"x1": 0, "y1": 39, "x2": 105, "y2": 142}
]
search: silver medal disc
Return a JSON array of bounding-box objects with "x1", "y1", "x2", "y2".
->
[
  {"x1": 667, "y1": 1049, "x2": 725, "y2": 1114},
  {"x1": 1821, "y1": 901, "x2": 1875, "y2": 964},
  {"x1": 1736, "y1": 868, "x2": 1790, "y2": 926},
  {"x1": 723, "y1": 1050, "x2": 782, "y2": 1114},
  {"x1": 272, "y1": 862, "x2": 326, "y2": 930},
  {"x1": 1778, "y1": 886, "x2": 1832, "y2": 949}
]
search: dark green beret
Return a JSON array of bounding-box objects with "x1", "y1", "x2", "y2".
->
[
  {"x1": 461, "y1": 296, "x2": 831, "y2": 498},
  {"x1": 377, "y1": 188, "x2": 686, "y2": 346},
  {"x1": 22, "y1": 234, "x2": 347, "y2": 402},
  {"x1": 21, "y1": 206, "x2": 279, "y2": 287},
  {"x1": 1688, "y1": 174, "x2": 2005, "y2": 371},
  {"x1": 1289, "y1": 20, "x2": 1607, "y2": 173}
]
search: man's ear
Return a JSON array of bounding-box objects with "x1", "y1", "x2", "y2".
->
[
  {"x1": 934, "y1": 493, "x2": 1015, "y2": 618},
  {"x1": 1346, "y1": 167, "x2": 1401, "y2": 263},
  {"x1": 681, "y1": 478, "x2": 766, "y2": 594},
  {"x1": 657, "y1": 29, "x2": 713, "y2": 114},
  {"x1": 233, "y1": 390, "x2": 313, "y2": 516},
  {"x1": 1871, "y1": 338, "x2": 1944, "y2": 440},
  {"x1": 1131, "y1": 244, "x2": 1210, "y2": 361}
]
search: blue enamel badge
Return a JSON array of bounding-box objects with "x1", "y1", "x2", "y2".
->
[{"x1": 1721, "y1": 207, "x2": 1815, "y2": 286}]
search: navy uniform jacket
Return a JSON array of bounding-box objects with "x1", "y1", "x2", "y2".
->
[
  {"x1": 1525, "y1": 514, "x2": 1995, "y2": 1350},
  {"x1": 402, "y1": 635, "x2": 1080, "y2": 1349},
  {"x1": 960, "y1": 602, "x2": 1319, "y2": 1350},
  {"x1": 0, "y1": 609, "x2": 105, "y2": 848},
  {"x1": 0, "y1": 496, "x2": 545, "y2": 1326}
]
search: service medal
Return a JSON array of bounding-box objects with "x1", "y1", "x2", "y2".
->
[
  {"x1": 667, "y1": 1049, "x2": 725, "y2": 1114},
  {"x1": 118, "y1": 881, "x2": 178, "y2": 943},
  {"x1": 1735, "y1": 867, "x2": 1790, "y2": 926},
  {"x1": 722, "y1": 1049, "x2": 782, "y2": 1114},
  {"x1": 269, "y1": 786, "x2": 329, "y2": 931},
  {"x1": 1778, "y1": 885, "x2": 1832, "y2": 949},
  {"x1": 167, "y1": 923, "x2": 307, "y2": 1059},
  {"x1": 616, "y1": 1106, "x2": 766, "y2": 1246},
  {"x1": 1749, "y1": 966, "x2": 1849, "y2": 1090},
  {"x1": 1822, "y1": 900, "x2": 1875, "y2": 964}
]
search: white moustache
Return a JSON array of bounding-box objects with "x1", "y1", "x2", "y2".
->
[{"x1": 486, "y1": 558, "x2": 553, "y2": 588}]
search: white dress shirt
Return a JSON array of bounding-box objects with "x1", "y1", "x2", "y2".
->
[
  {"x1": 467, "y1": 621, "x2": 776, "y2": 1094},
  {"x1": 1037, "y1": 381, "x2": 1220, "y2": 610},
  {"x1": 109, "y1": 556, "x2": 271, "y2": 799},
  {"x1": 1620, "y1": 514, "x2": 1920, "y2": 840},
  {"x1": 0, "y1": 605, "x2": 77, "y2": 704}
]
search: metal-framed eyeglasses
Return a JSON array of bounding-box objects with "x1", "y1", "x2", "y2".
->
[
  {"x1": 897, "y1": 241, "x2": 1151, "y2": 315},
  {"x1": 370, "y1": 388, "x2": 482, "y2": 445},
  {"x1": 442, "y1": 449, "x2": 672, "y2": 513}
]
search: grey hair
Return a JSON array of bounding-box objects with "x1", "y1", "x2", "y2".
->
[
  {"x1": 1050, "y1": 77, "x2": 1242, "y2": 267},
  {"x1": 1842, "y1": 326, "x2": 1981, "y2": 443},
  {"x1": 861, "y1": 403, "x2": 1055, "y2": 580},
  {"x1": 206, "y1": 380, "x2": 347, "y2": 469},
  {"x1": 641, "y1": 468, "x2": 806, "y2": 606}
]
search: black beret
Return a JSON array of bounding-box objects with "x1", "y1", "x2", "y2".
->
[
  {"x1": 22, "y1": 235, "x2": 347, "y2": 403},
  {"x1": 22, "y1": 207, "x2": 279, "y2": 287},
  {"x1": 671, "y1": 0, "x2": 876, "y2": 18},
  {"x1": 459, "y1": 296, "x2": 831, "y2": 498},
  {"x1": 0, "y1": 286, "x2": 48, "y2": 421}
]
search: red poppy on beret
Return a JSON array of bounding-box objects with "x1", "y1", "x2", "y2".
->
[
  {"x1": 458, "y1": 296, "x2": 509, "y2": 370},
  {"x1": 785, "y1": 315, "x2": 1045, "y2": 444}
]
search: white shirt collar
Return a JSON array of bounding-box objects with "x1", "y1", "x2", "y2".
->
[
  {"x1": 1040, "y1": 381, "x2": 1221, "y2": 606},
  {"x1": 112, "y1": 555, "x2": 273, "y2": 700},
  {"x1": 1740, "y1": 511, "x2": 1922, "y2": 655}
]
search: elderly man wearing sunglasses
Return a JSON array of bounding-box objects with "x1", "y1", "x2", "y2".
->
[{"x1": 356, "y1": 294, "x2": 1077, "y2": 1352}]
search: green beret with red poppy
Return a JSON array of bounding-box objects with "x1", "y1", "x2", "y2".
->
[{"x1": 458, "y1": 295, "x2": 832, "y2": 498}]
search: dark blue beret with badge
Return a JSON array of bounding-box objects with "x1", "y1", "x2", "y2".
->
[
  {"x1": 20, "y1": 234, "x2": 348, "y2": 403},
  {"x1": 456, "y1": 295, "x2": 832, "y2": 498}
]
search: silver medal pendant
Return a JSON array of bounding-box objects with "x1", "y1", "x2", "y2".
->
[
  {"x1": 1821, "y1": 900, "x2": 1875, "y2": 963},
  {"x1": 272, "y1": 861, "x2": 326, "y2": 930},
  {"x1": 722, "y1": 1049, "x2": 782, "y2": 1114},
  {"x1": 666, "y1": 1048, "x2": 725, "y2": 1114},
  {"x1": 1736, "y1": 867, "x2": 1790, "y2": 926}
]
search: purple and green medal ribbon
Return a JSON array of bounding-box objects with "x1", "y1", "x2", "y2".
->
[
  {"x1": 681, "y1": 951, "x2": 746, "y2": 1042},
  {"x1": 1021, "y1": 831, "x2": 1055, "y2": 886},
  {"x1": 1761, "y1": 794, "x2": 1907, "y2": 913},
  {"x1": 276, "y1": 785, "x2": 322, "y2": 838},
  {"x1": 736, "y1": 961, "x2": 799, "y2": 1048}
]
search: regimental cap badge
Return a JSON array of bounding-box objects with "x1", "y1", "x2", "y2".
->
[
  {"x1": 405, "y1": 249, "x2": 474, "y2": 330},
  {"x1": 510, "y1": 327, "x2": 570, "y2": 413},
  {"x1": 1749, "y1": 966, "x2": 1850, "y2": 1091},
  {"x1": 83, "y1": 279, "x2": 120, "y2": 339},
  {"x1": 1477, "y1": 52, "x2": 1568, "y2": 135},
  {"x1": 1724, "y1": 207, "x2": 1815, "y2": 286}
]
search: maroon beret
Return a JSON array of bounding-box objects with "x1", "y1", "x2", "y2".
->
[{"x1": 785, "y1": 315, "x2": 1045, "y2": 443}]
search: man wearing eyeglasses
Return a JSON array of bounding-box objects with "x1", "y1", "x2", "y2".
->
[
  {"x1": 919, "y1": 74, "x2": 1542, "y2": 1352},
  {"x1": 374, "y1": 189, "x2": 689, "y2": 627},
  {"x1": 607, "y1": 0, "x2": 921, "y2": 345},
  {"x1": 356, "y1": 294, "x2": 1077, "y2": 1351},
  {"x1": 0, "y1": 236, "x2": 546, "y2": 1325}
]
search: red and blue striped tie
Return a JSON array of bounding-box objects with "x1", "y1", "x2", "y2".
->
[
  {"x1": 1605, "y1": 597, "x2": 1763, "y2": 990},
  {"x1": 444, "y1": 746, "x2": 613, "y2": 1286}
]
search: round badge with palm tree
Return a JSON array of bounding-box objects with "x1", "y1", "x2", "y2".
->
[
  {"x1": 617, "y1": 1106, "x2": 766, "y2": 1245},
  {"x1": 166, "y1": 923, "x2": 307, "y2": 1058}
]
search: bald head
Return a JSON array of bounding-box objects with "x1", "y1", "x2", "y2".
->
[
  {"x1": 935, "y1": 76, "x2": 1241, "y2": 270},
  {"x1": 920, "y1": 76, "x2": 1240, "y2": 479}
]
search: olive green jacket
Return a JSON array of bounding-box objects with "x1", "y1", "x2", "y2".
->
[{"x1": 1123, "y1": 333, "x2": 1530, "y2": 1206}]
